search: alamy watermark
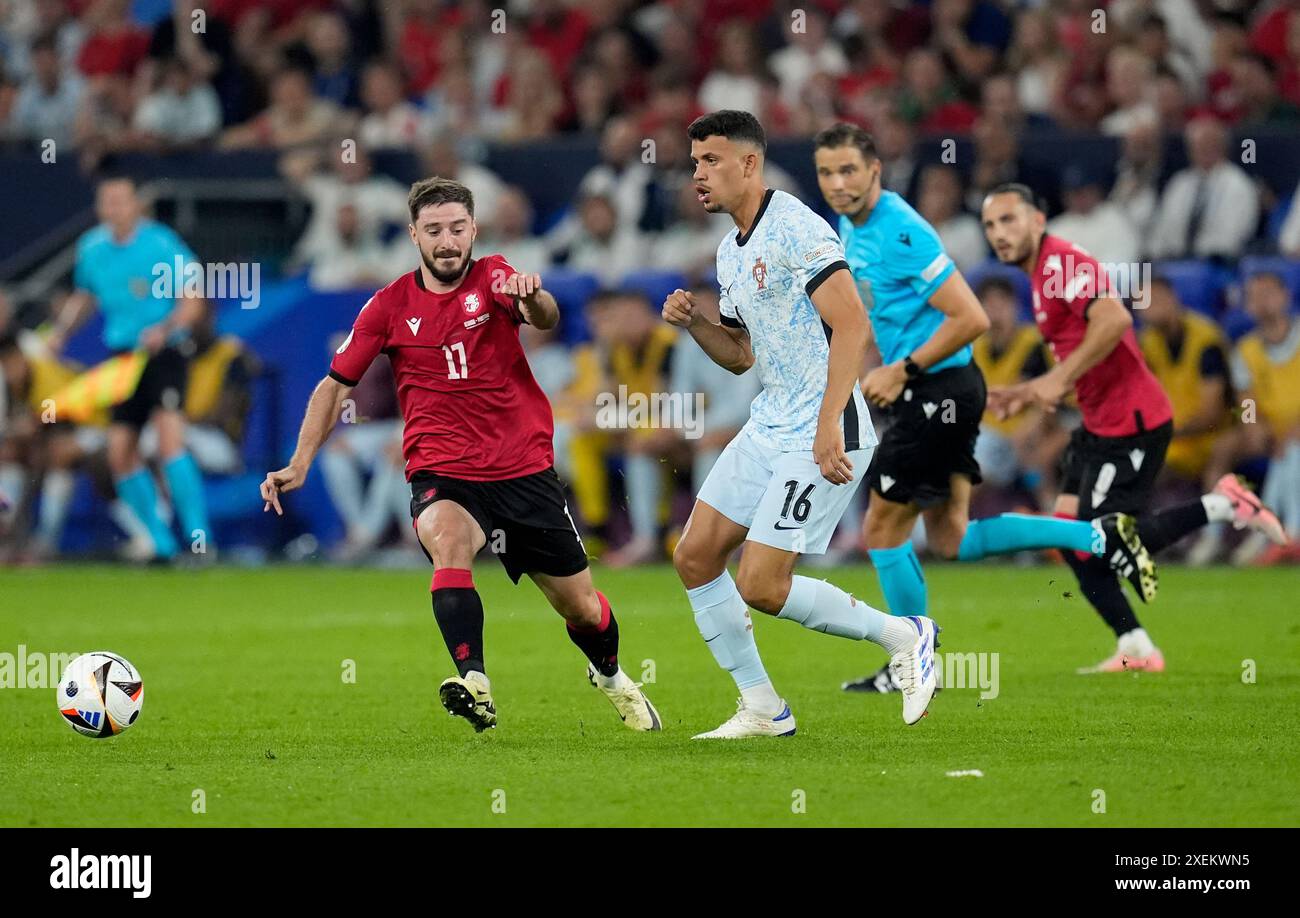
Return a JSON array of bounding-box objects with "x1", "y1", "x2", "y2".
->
[
  {"x1": 1041, "y1": 253, "x2": 1152, "y2": 310},
  {"x1": 0, "y1": 645, "x2": 80, "y2": 688},
  {"x1": 594, "y1": 386, "x2": 705, "y2": 439},
  {"x1": 151, "y1": 257, "x2": 261, "y2": 309}
]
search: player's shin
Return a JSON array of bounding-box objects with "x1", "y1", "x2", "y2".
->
[
  {"x1": 867, "y1": 543, "x2": 928, "y2": 615},
  {"x1": 431, "y1": 568, "x2": 486, "y2": 677},
  {"x1": 566, "y1": 590, "x2": 619, "y2": 677},
  {"x1": 1062, "y1": 551, "x2": 1141, "y2": 637},
  {"x1": 115, "y1": 468, "x2": 178, "y2": 558},
  {"x1": 777, "y1": 575, "x2": 917, "y2": 655},
  {"x1": 687, "y1": 571, "x2": 780, "y2": 713},
  {"x1": 958, "y1": 513, "x2": 1099, "y2": 560}
]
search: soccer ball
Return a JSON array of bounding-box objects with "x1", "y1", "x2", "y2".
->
[{"x1": 56, "y1": 652, "x2": 144, "y2": 739}]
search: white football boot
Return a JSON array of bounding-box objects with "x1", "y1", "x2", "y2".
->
[
  {"x1": 587, "y1": 664, "x2": 662, "y2": 731},
  {"x1": 889, "y1": 616, "x2": 939, "y2": 725},
  {"x1": 692, "y1": 699, "x2": 797, "y2": 739},
  {"x1": 439, "y1": 671, "x2": 497, "y2": 732}
]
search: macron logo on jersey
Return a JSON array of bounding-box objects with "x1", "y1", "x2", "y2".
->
[{"x1": 406, "y1": 317, "x2": 422, "y2": 336}]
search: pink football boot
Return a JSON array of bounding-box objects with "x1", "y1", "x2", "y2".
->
[{"x1": 1214, "y1": 474, "x2": 1287, "y2": 545}]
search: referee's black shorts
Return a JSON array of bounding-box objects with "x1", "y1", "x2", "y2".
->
[
  {"x1": 409, "y1": 466, "x2": 589, "y2": 584},
  {"x1": 868, "y1": 361, "x2": 986, "y2": 508},
  {"x1": 110, "y1": 346, "x2": 188, "y2": 429}
]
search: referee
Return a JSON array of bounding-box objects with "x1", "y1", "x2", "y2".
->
[{"x1": 49, "y1": 176, "x2": 210, "y2": 561}]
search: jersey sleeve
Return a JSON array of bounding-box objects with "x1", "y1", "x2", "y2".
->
[
  {"x1": 72, "y1": 238, "x2": 95, "y2": 296},
  {"x1": 1052, "y1": 245, "x2": 1111, "y2": 319},
  {"x1": 780, "y1": 205, "x2": 849, "y2": 297},
  {"x1": 718, "y1": 278, "x2": 743, "y2": 329},
  {"x1": 884, "y1": 213, "x2": 955, "y2": 302},
  {"x1": 487, "y1": 254, "x2": 525, "y2": 324},
  {"x1": 328, "y1": 294, "x2": 388, "y2": 386}
]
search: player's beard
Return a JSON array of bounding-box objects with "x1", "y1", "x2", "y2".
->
[{"x1": 421, "y1": 244, "x2": 473, "y2": 284}]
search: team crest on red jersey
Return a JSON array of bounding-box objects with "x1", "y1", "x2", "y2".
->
[
  {"x1": 752, "y1": 258, "x2": 767, "y2": 290},
  {"x1": 463, "y1": 293, "x2": 482, "y2": 315}
]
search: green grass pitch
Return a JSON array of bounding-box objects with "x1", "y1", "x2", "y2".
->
[{"x1": 2, "y1": 563, "x2": 1297, "y2": 827}]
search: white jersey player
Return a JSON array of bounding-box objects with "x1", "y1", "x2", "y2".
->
[{"x1": 664, "y1": 110, "x2": 940, "y2": 738}]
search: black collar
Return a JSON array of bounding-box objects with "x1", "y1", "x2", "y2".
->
[{"x1": 735, "y1": 188, "x2": 774, "y2": 248}]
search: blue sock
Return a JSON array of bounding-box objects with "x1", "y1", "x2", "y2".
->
[
  {"x1": 116, "y1": 469, "x2": 177, "y2": 558},
  {"x1": 958, "y1": 514, "x2": 1100, "y2": 562},
  {"x1": 867, "y1": 543, "x2": 928, "y2": 616},
  {"x1": 162, "y1": 452, "x2": 210, "y2": 550},
  {"x1": 686, "y1": 571, "x2": 771, "y2": 690}
]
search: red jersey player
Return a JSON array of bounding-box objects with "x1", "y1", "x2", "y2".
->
[
  {"x1": 981, "y1": 184, "x2": 1284, "y2": 674},
  {"x1": 260, "y1": 177, "x2": 660, "y2": 733}
]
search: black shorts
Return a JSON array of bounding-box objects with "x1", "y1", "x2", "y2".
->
[
  {"x1": 868, "y1": 362, "x2": 986, "y2": 507},
  {"x1": 409, "y1": 466, "x2": 589, "y2": 584},
  {"x1": 110, "y1": 347, "x2": 188, "y2": 428},
  {"x1": 1059, "y1": 421, "x2": 1173, "y2": 520}
]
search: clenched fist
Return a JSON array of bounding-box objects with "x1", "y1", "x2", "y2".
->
[{"x1": 662, "y1": 288, "x2": 700, "y2": 329}]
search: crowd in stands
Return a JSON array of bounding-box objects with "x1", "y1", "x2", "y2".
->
[{"x1": 0, "y1": 1, "x2": 1298, "y2": 565}]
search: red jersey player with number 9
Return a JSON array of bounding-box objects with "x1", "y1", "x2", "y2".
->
[
  {"x1": 261, "y1": 177, "x2": 661, "y2": 733},
  {"x1": 982, "y1": 183, "x2": 1285, "y2": 674}
]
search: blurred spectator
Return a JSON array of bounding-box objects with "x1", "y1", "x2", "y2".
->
[
  {"x1": 1206, "y1": 12, "x2": 1251, "y2": 120},
  {"x1": 583, "y1": 26, "x2": 651, "y2": 113},
  {"x1": 8, "y1": 33, "x2": 84, "y2": 146},
  {"x1": 491, "y1": 45, "x2": 565, "y2": 141},
  {"x1": 873, "y1": 105, "x2": 918, "y2": 198},
  {"x1": 1006, "y1": 7, "x2": 1064, "y2": 119},
  {"x1": 357, "y1": 59, "x2": 433, "y2": 150},
  {"x1": 319, "y1": 351, "x2": 408, "y2": 562},
  {"x1": 1228, "y1": 52, "x2": 1300, "y2": 125},
  {"x1": 652, "y1": 181, "x2": 731, "y2": 276},
  {"x1": 638, "y1": 122, "x2": 693, "y2": 232},
  {"x1": 282, "y1": 144, "x2": 409, "y2": 279},
  {"x1": 559, "y1": 191, "x2": 645, "y2": 288},
  {"x1": 1137, "y1": 277, "x2": 1233, "y2": 564},
  {"x1": 768, "y1": 5, "x2": 846, "y2": 109},
  {"x1": 567, "y1": 62, "x2": 622, "y2": 134},
  {"x1": 1109, "y1": 114, "x2": 1164, "y2": 241},
  {"x1": 583, "y1": 290, "x2": 680, "y2": 567},
  {"x1": 1152, "y1": 66, "x2": 1192, "y2": 132},
  {"x1": 75, "y1": 0, "x2": 148, "y2": 79},
  {"x1": 1132, "y1": 12, "x2": 1201, "y2": 99},
  {"x1": 930, "y1": 0, "x2": 1012, "y2": 87},
  {"x1": 72, "y1": 72, "x2": 133, "y2": 170},
  {"x1": 698, "y1": 20, "x2": 764, "y2": 115},
  {"x1": 142, "y1": 0, "x2": 245, "y2": 125},
  {"x1": 1148, "y1": 116, "x2": 1260, "y2": 260},
  {"x1": 915, "y1": 164, "x2": 986, "y2": 272},
  {"x1": 478, "y1": 186, "x2": 551, "y2": 275},
  {"x1": 963, "y1": 115, "x2": 1058, "y2": 215},
  {"x1": 308, "y1": 202, "x2": 398, "y2": 291},
  {"x1": 895, "y1": 46, "x2": 978, "y2": 132},
  {"x1": 393, "y1": 0, "x2": 464, "y2": 94},
  {"x1": 981, "y1": 70, "x2": 1052, "y2": 131},
  {"x1": 521, "y1": 320, "x2": 576, "y2": 481},
  {"x1": 1100, "y1": 45, "x2": 1158, "y2": 137},
  {"x1": 1114, "y1": 0, "x2": 1213, "y2": 82},
  {"x1": 668, "y1": 284, "x2": 760, "y2": 493},
  {"x1": 1048, "y1": 164, "x2": 1140, "y2": 266},
  {"x1": 131, "y1": 56, "x2": 222, "y2": 149},
  {"x1": 971, "y1": 277, "x2": 1050, "y2": 492},
  {"x1": 1226, "y1": 271, "x2": 1300, "y2": 563},
  {"x1": 421, "y1": 130, "x2": 506, "y2": 227},
  {"x1": 2, "y1": 0, "x2": 85, "y2": 81},
  {"x1": 220, "y1": 65, "x2": 351, "y2": 150},
  {"x1": 562, "y1": 115, "x2": 653, "y2": 246},
  {"x1": 526, "y1": 0, "x2": 592, "y2": 84},
  {"x1": 293, "y1": 10, "x2": 357, "y2": 108}
]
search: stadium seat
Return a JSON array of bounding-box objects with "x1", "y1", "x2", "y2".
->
[
  {"x1": 966, "y1": 261, "x2": 1033, "y2": 322},
  {"x1": 618, "y1": 269, "x2": 688, "y2": 311},
  {"x1": 1239, "y1": 256, "x2": 1300, "y2": 301},
  {"x1": 1152, "y1": 261, "x2": 1226, "y2": 318},
  {"x1": 542, "y1": 270, "x2": 600, "y2": 344}
]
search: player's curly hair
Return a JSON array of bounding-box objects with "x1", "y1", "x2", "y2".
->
[{"x1": 408, "y1": 177, "x2": 475, "y2": 223}]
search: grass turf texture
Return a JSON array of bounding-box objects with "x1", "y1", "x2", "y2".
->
[{"x1": 2, "y1": 563, "x2": 1297, "y2": 828}]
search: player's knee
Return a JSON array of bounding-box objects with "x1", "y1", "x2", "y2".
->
[
  {"x1": 735, "y1": 568, "x2": 788, "y2": 616},
  {"x1": 419, "y1": 518, "x2": 477, "y2": 568},
  {"x1": 672, "y1": 537, "x2": 719, "y2": 588},
  {"x1": 928, "y1": 523, "x2": 965, "y2": 560},
  {"x1": 557, "y1": 588, "x2": 602, "y2": 627}
]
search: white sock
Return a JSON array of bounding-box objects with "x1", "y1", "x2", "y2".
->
[
  {"x1": 777, "y1": 575, "x2": 917, "y2": 655},
  {"x1": 1118, "y1": 628, "x2": 1156, "y2": 657},
  {"x1": 594, "y1": 667, "x2": 632, "y2": 690},
  {"x1": 1201, "y1": 492, "x2": 1235, "y2": 523},
  {"x1": 740, "y1": 681, "x2": 782, "y2": 714},
  {"x1": 465, "y1": 670, "x2": 490, "y2": 690}
]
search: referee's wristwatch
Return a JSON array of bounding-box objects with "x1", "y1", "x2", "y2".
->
[{"x1": 903, "y1": 355, "x2": 923, "y2": 379}]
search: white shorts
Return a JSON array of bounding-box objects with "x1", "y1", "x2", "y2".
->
[{"x1": 696, "y1": 427, "x2": 873, "y2": 554}]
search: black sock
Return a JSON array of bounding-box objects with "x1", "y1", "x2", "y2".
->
[
  {"x1": 567, "y1": 591, "x2": 620, "y2": 677},
  {"x1": 431, "y1": 570, "x2": 485, "y2": 677},
  {"x1": 1063, "y1": 551, "x2": 1140, "y2": 638},
  {"x1": 1136, "y1": 499, "x2": 1209, "y2": 554}
]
